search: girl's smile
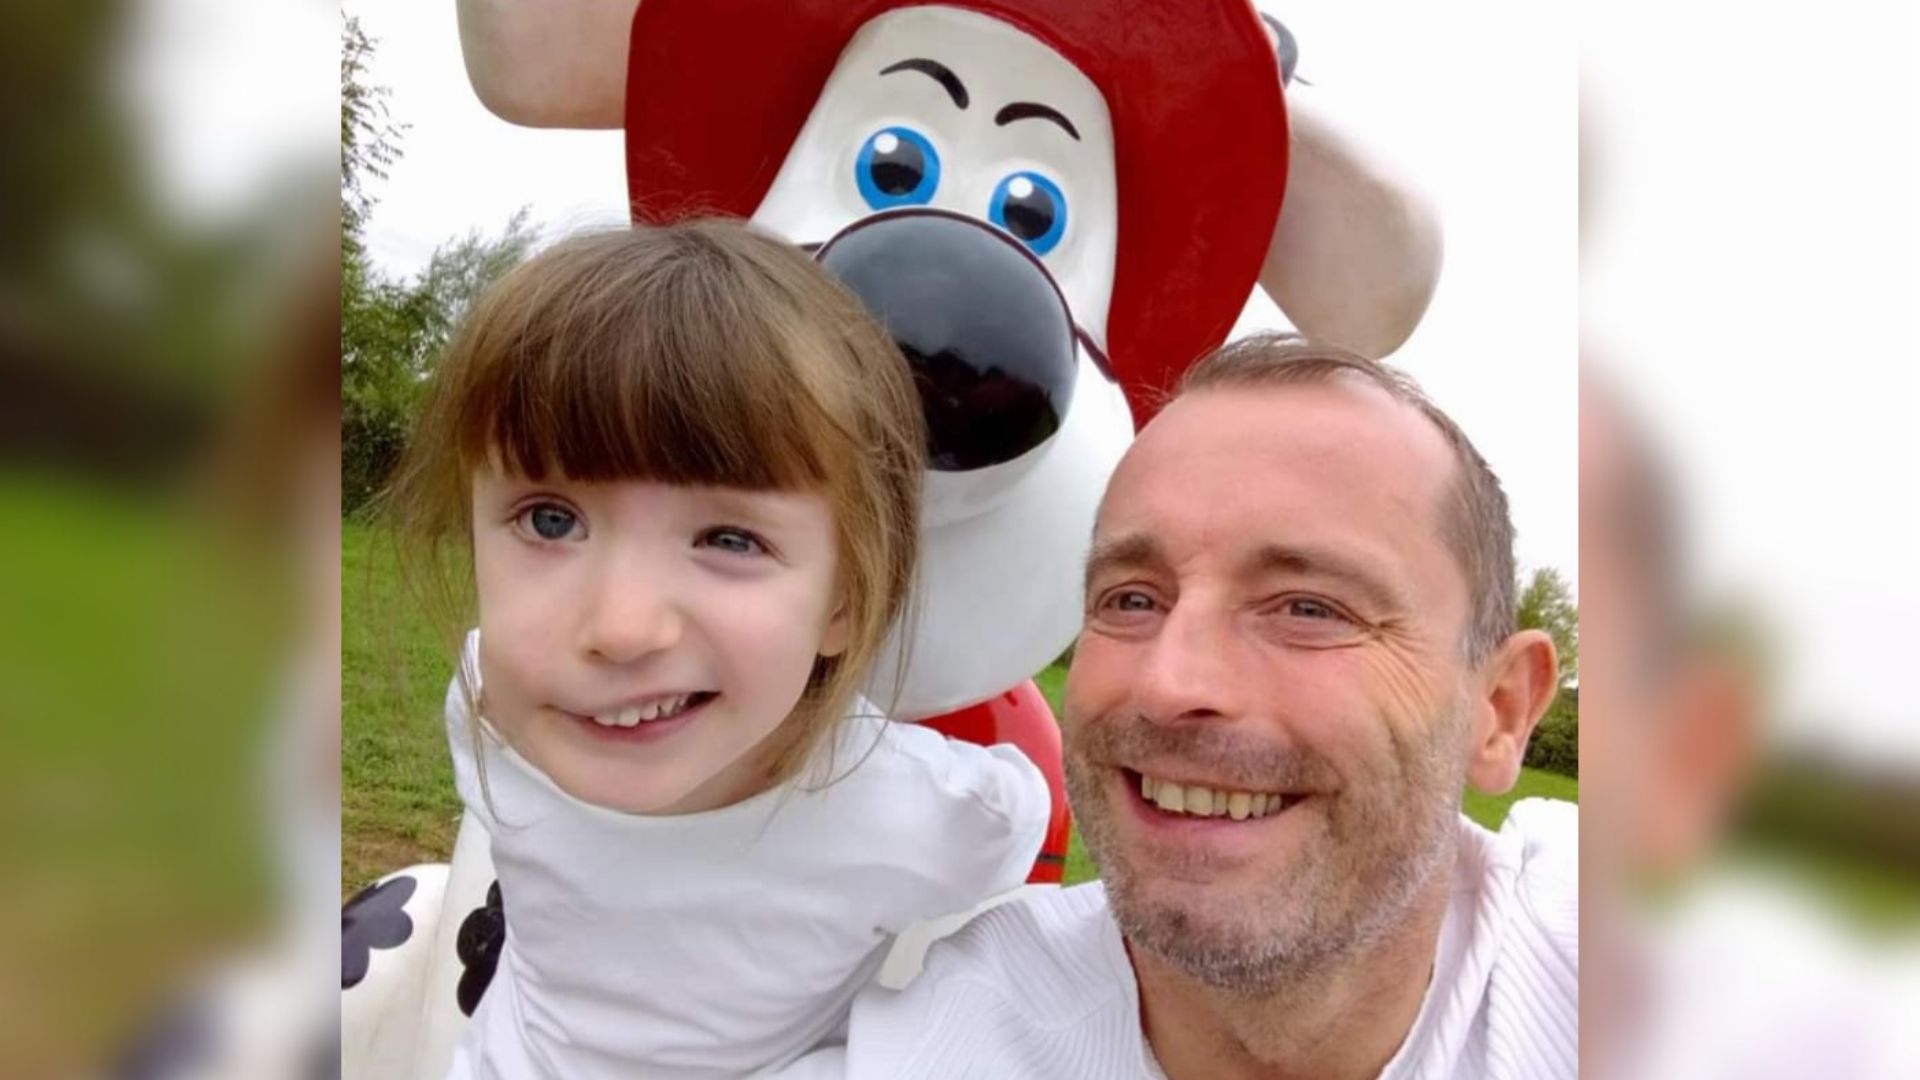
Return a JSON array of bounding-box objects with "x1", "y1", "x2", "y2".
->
[
  {"x1": 580, "y1": 690, "x2": 718, "y2": 728},
  {"x1": 561, "y1": 691, "x2": 719, "y2": 743}
]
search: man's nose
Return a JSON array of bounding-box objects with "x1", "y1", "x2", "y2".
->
[
  {"x1": 576, "y1": 560, "x2": 684, "y2": 664},
  {"x1": 1132, "y1": 604, "x2": 1241, "y2": 724}
]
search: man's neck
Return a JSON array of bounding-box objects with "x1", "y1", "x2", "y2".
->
[{"x1": 1132, "y1": 871, "x2": 1452, "y2": 1080}]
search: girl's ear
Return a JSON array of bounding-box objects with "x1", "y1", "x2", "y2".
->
[{"x1": 818, "y1": 595, "x2": 852, "y2": 659}]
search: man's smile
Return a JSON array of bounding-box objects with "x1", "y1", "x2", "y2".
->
[{"x1": 1122, "y1": 767, "x2": 1306, "y2": 821}]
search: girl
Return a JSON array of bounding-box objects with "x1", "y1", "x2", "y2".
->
[{"x1": 385, "y1": 221, "x2": 1049, "y2": 1079}]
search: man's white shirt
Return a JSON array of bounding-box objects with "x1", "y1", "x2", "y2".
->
[{"x1": 792, "y1": 798, "x2": 1578, "y2": 1079}]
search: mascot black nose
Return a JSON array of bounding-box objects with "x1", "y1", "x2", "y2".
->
[{"x1": 816, "y1": 209, "x2": 1077, "y2": 472}]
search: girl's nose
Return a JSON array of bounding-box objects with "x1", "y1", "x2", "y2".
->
[{"x1": 578, "y1": 577, "x2": 685, "y2": 664}]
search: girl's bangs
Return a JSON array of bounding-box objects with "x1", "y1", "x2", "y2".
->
[{"x1": 454, "y1": 273, "x2": 845, "y2": 492}]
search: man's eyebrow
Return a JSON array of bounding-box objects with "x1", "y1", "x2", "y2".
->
[
  {"x1": 1084, "y1": 533, "x2": 1162, "y2": 594},
  {"x1": 879, "y1": 58, "x2": 968, "y2": 109},
  {"x1": 1250, "y1": 544, "x2": 1407, "y2": 613},
  {"x1": 994, "y1": 101, "x2": 1080, "y2": 141}
]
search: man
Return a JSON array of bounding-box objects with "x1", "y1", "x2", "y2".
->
[{"x1": 827, "y1": 334, "x2": 1575, "y2": 1078}]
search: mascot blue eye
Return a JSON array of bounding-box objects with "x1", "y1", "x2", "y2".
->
[
  {"x1": 988, "y1": 172, "x2": 1067, "y2": 255},
  {"x1": 856, "y1": 127, "x2": 941, "y2": 209}
]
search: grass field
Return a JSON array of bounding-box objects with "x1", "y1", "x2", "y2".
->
[{"x1": 344, "y1": 521, "x2": 1577, "y2": 893}]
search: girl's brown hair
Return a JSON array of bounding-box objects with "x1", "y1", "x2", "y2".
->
[{"x1": 385, "y1": 219, "x2": 924, "y2": 785}]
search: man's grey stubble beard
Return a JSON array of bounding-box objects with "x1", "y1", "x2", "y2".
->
[{"x1": 1064, "y1": 709, "x2": 1465, "y2": 996}]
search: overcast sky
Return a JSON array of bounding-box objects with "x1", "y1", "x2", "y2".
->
[{"x1": 352, "y1": 0, "x2": 1580, "y2": 595}]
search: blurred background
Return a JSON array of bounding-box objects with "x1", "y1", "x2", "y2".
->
[
  {"x1": 0, "y1": 0, "x2": 1909, "y2": 1075},
  {"x1": 1582, "y1": 0, "x2": 1920, "y2": 1076},
  {"x1": 0, "y1": 0, "x2": 336, "y2": 1075}
]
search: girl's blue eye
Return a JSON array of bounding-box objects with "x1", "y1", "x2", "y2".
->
[
  {"x1": 699, "y1": 527, "x2": 768, "y2": 557},
  {"x1": 856, "y1": 127, "x2": 941, "y2": 210},
  {"x1": 988, "y1": 171, "x2": 1067, "y2": 255},
  {"x1": 524, "y1": 504, "x2": 581, "y2": 541}
]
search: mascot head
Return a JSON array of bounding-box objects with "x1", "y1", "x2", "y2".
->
[{"x1": 624, "y1": 0, "x2": 1288, "y2": 426}]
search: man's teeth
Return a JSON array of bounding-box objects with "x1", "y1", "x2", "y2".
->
[
  {"x1": 591, "y1": 695, "x2": 698, "y2": 728},
  {"x1": 1139, "y1": 774, "x2": 1290, "y2": 820}
]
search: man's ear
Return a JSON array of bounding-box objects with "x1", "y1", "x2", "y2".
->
[{"x1": 1465, "y1": 629, "x2": 1560, "y2": 794}]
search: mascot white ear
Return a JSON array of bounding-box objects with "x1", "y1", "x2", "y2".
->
[
  {"x1": 455, "y1": 0, "x2": 632, "y2": 127},
  {"x1": 1259, "y1": 81, "x2": 1443, "y2": 359}
]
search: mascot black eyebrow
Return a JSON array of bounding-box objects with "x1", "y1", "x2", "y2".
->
[{"x1": 345, "y1": 4, "x2": 1441, "y2": 1075}]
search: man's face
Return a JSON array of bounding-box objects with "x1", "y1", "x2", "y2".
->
[{"x1": 1064, "y1": 379, "x2": 1477, "y2": 989}]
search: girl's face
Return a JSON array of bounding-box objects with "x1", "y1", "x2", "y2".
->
[{"x1": 470, "y1": 466, "x2": 850, "y2": 814}]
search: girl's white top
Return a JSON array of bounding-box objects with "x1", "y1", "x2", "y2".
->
[{"x1": 443, "y1": 632, "x2": 1051, "y2": 1080}]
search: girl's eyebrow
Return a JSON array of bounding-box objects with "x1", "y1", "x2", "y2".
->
[{"x1": 694, "y1": 487, "x2": 816, "y2": 528}]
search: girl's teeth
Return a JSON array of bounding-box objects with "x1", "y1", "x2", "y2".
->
[{"x1": 590, "y1": 695, "x2": 706, "y2": 728}]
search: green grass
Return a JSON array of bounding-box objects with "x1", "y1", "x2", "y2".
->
[
  {"x1": 1463, "y1": 767, "x2": 1579, "y2": 830},
  {"x1": 342, "y1": 520, "x2": 1577, "y2": 893},
  {"x1": 341, "y1": 521, "x2": 462, "y2": 893}
]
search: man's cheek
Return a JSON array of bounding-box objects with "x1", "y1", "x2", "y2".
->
[
  {"x1": 1356, "y1": 645, "x2": 1450, "y2": 743},
  {"x1": 1062, "y1": 635, "x2": 1127, "y2": 710}
]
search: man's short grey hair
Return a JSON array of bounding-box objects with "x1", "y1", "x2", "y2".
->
[{"x1": 1176, "y1": 333, "x2": 1516, "y2": 664}]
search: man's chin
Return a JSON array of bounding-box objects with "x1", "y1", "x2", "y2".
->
[
  {"x1": 1112, "y1": 887, "x2": 1310, "y2": 992},
  {"x1": 1109, "y1": 866, "x2": 1278, "y2": 943}
]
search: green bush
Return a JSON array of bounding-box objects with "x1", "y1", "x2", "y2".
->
[
  {"x1": 342, "y1": 410, "x2": 409, "y2": 516},
  {"x1": 1523, "y1": 695, "x2": 1578, "y2": 778}
]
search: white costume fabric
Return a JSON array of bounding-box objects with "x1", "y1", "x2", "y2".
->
[
  {"x1": 442, "y1": 633, "x2": 1051, "y2": 1080},
  {"x1": 804, "y1": 798, "x2": 1578, "y2": 1079}
]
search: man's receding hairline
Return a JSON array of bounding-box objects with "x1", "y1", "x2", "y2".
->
[{"x1": 1171, "y1": 372, "x2": 1469, "y2": 522}]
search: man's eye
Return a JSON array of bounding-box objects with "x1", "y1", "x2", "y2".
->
[
  {"x1": 1102, "y1": 589, "x2": 1157, "y2": 614},
  {"x1": 519, "y1": 503, "x2": 583, "y2": 541},
  {"x1": 698, "y1": 527, "x2": 769, "y2": 556},
  {"x1": 1283, "y1": 597, "x2": 1344, "y2": 621}
]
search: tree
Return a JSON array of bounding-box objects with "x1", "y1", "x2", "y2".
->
[
  {"x1": 1516, "y1": 566, "x2": 1579, "y2": 777},
  {"x1": 341, "y1": 16, "x2": 404, "y2": 254},
  {"x1": 339, "y1": 20, "x2": 536, "y2": 512},
  {"x1": 1515, "y1": 567, "x2": 1578, "y2": 689}
]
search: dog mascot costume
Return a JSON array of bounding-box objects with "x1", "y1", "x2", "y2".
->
[{"x1": 343, "y1": 3, "x2": 1441, "y2": 1076}]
